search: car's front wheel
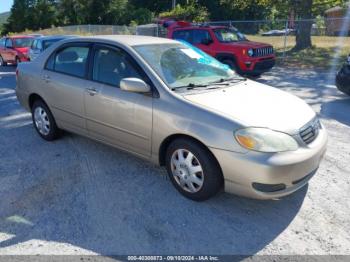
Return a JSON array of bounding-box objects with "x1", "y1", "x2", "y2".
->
[
  {"x1": 221, "y1": 59, "x2": 237, "y2": 71},
  {"x1": 31, "y1": 100, "x2": 61, "y2": 141},
  {"x1": 165, "y1": 138, "x2": 223, "y2": 201}
]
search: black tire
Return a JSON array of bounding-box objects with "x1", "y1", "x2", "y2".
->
[
  {"x1": 31, "y1": 99, "x2": 61, "y2": 141},
  {"x1": 221, "y1": 59, "x2": 237, "y2": 71},
  {"x1": 336, "y1": 67, "x2": 350, "y2": 96},
  {"x1": 0, "y1": 55, "x2": 6, "y2": 66},
  {"x1": 165, "y1": 138, "x2": 223, "y2": 201}
]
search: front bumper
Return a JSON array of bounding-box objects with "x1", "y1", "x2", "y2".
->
[
  {"x1": 239, "y1": 56, "x2": 275, "y2": 75},
  {"x1": 19, "y1": 56, "x2": 30, "y2": 62},
  {"x1": 210, "y1": 128, "x2": 327, "y2": 199}
]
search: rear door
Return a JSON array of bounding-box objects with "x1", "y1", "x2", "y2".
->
[
  {"x1": 41, "y1": 43, "x2": 92, "y2": 134},
  {"x1": 84, "y1": 44, "x2": 153, "y2": 157}
]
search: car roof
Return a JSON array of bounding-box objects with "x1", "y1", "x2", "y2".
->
[
  {"x1": 68, "y1": 35, "x2": 178, "y2": 46},
  {"x1": 173, "y1": 25, "x2": 227, "y2": 31},
  {"x1": 8, "y1": 35, "x2": 35, "y2": 39},
  {"x1": 36, "y1": 35, "x2": 75, "y2": 41}
]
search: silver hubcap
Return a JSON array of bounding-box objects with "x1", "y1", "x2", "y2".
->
[
  {"x1": 34, "y1": 107, "x2": 50, "y2": 136},
  {"x1": 171, "y1": 149, "x2": 204, "y2": 193}
]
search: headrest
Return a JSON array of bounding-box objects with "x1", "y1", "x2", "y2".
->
[{"x1": 58, "y1": 51, "x2": 78, "y2": 62}]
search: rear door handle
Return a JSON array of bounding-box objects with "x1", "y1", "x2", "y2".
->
[{"x1": 86, "y1": 88, "x2": 98, "y2": 96}]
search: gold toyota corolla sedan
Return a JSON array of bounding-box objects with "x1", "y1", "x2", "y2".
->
[{"x1": 16, "y1": 35, "x2": 327, "y2": 201}]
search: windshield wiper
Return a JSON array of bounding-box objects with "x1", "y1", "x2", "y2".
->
[
  {"x1": 211, "y1": 76, "x2": 246, "y2": 84},
  {"x1": 171, "y1": 83, "x2": 210, "y2": 91}
]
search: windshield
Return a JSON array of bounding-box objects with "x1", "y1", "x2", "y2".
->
[
  {"x1": 214, "y1": 28, "x2": 247, "y2": 42},
  {"x1": 133, "y1": 41, "x2": 236, "y2": 89},
  {"x1": 13, "y1": 38, "x2": 34, "y2": 48}
]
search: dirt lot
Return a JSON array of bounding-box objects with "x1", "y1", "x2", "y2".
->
[{"x1": 0, "y1": 65, "x2": 349, "y2": 257}]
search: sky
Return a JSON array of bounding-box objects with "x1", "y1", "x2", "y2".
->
[{"x1": 0, "y1": 0, "x2": 13, "y2": 13}]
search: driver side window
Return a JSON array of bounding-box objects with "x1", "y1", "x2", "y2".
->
[{"x1": 92, "y1": 47, "x2": 143, "y2": 87}]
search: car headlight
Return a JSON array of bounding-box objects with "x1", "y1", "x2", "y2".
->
[
  {"x1": 235, "y1": 128, "x2": 298, "y2": 153},
  {"x1": 247, "y1": 48, "x2": 254, "y2": 57}
]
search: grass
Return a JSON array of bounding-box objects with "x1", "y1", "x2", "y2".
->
[{"x1": 248, "y1": 35, "x2": 350, "y2": 70}]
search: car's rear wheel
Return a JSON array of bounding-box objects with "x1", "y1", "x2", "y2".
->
[
  {"x1": 0, "y1": 56, "x2": 6, "y2": 66},
  {"x1": 31, "y1": 100, "x2": 61, "y2": 141},
  {"x1": 165, "y1": 138, "x2": 223, "y2": 201}
]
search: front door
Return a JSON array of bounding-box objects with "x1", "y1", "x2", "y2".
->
[
  {"x1": 85, "y1": 45, "x2": 153, "y2": 157},
  {"x1": 3, "y1": 38, "x2": 16, "y2": 62},
  {"x1": 192, "y1": 29, "x2": 216, "y2": 57}
]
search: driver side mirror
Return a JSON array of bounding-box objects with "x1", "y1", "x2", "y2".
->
[
  {"x1": 201, "y1": 38, "x2": 213, "y2": 45},
  {"x1": 120, "y1": 78, "x2": 151, "y2": 93}
]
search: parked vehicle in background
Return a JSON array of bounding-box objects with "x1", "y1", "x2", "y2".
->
[
  {"x1": 16, "y1": 35, "x2": 327, "y2": 201},
  {"x1": 29, "y1": 35, "x2": 75, "y2": 61},
  {"x1": 261, "y1": 28, "x2": 296, "y2": 36},
  {"x1": 164, "y1": 20, "x2": 276, "y2": 77},
  {"x1": 336, "y1": 54, "x2": 350, "y2": 95},
  {"x1": 0, "y1": 35, "x2": 34, "y2": 66},
  {"x1": 28, "y1": 33, "x2": 45, "y2": 38}
]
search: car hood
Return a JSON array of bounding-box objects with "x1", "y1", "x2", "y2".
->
[
  {"x1": 183, "y1": 80, "x2": 315, "y2": 134},
  {"x1": 223, "y1": 41, "x2": 271, "y2": 49},
  {"x1": 15, "y1": 47, "x2": 30, "y2": 53}
]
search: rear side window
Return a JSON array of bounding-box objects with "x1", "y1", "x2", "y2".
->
[
  {"x1": 0, "y1": 38, "x2": 6, "y2": 47},
  {"x1": 173, "y1": 30, "x2": 192, "y2": 43},
  {"x1": 92, "y1": 47, "x2": 142, "y2": 87},
  {"x1": 192, "y1": 30, "x2": 212, "y2": 44},
  {"x1": 5, "y1": 39, "x2": 13, "y2": 48},
  {"x1": 37, "y1": 40, "x2": 43, "y2": 50},
  {"x1": 31, "y1": 39, "x2": 38, "y2": 49},
  {"x1": 46, "y1": 46, "x2": 89, "y2": 78}
]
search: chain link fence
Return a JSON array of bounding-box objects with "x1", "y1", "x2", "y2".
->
[{"x1": 32, "y1": 16, "x2": 350, "y2": 71}]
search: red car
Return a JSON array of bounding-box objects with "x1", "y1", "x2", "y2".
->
[
  {"x1": 0, "y1": 35, "x2": 34, "y2": 66},
  {"x1": 164, "y1": 21, "x2": 275, "y2": 76}
]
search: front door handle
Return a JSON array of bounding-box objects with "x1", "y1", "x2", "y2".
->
[
  {"x1": 86, "y1": 88, "x2": 98, "y2": 96},
  {"x1": 42, "y1": 75, "x2": 50, "y2": 83}
]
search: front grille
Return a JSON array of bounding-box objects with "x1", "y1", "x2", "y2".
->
[
  {"x1": 299, "y1": 118, "x2": 321, "y2": 145},
  {"x1": 253, "y1": 47, "x2": 274, "y2": 57}
]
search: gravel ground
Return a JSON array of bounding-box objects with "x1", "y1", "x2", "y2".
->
[{"x1": 0, "y1": 65, "x2": 349, "y2": 257}]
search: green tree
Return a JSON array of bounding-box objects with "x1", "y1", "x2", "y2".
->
[
  {"x1": 57, "y1": 0, "x2": 89, "y2": 25},
  {"x1": 274, "y1": 0, "x2": 347, "y2": 50},
  {"x1": 3, "y1": 0, "x2": 28, "y2": 33},
  {"x1": 3, "y1": 0, "x2": 57, "y2": 34},
  {"x1": 159, "y1": 2, "x2": 209, "y2": 22}
]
